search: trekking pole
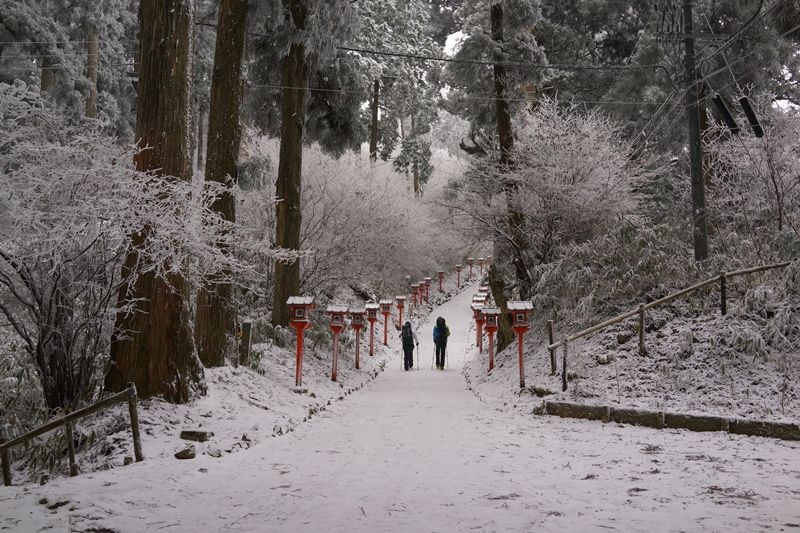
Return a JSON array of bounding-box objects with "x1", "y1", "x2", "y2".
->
[{"x1": 446, "y1": 347, "x2": 449, "y2": 369}]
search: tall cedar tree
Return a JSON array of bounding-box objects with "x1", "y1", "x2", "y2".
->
[
  {"x1": 106, "y1": 0, "x2": 206, "y2": 401},
  {"x1": 195, "y1": 0, "x2": 248, "y2": 366},
  {"x1": 490, "y1": 1, "x2": 521, "y2": 350},
  {"x1": 271, "y1": 0, "x2": 309, "y2": 327}
]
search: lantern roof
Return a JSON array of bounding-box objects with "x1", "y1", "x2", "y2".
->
[
  {"x1": 379, "y1": 299, "x2": 393, "y2": 305},
  {"x1": 365, "y1": 302, "x2": 380, "y2": 310},
  {"x1": 287, "y1": 296, "x2": 314, "y2": 306},
  {"x1": 508, "y1": 301, "x2": 534, "y2": 311},
  {"x1": 482, "y1": 306, "x2": 501, "y2": 315},
  {"x1": 327, "y1": 304, "x2": 349, "y2": 314}
]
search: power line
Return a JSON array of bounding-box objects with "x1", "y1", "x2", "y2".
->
[
  {"x1": 249, "y1": 82, "x2": 666, "y2": 106},
  {"x1": 0, "y1": 38, "x2": 138, "y2": 46},
  {"x1": 1, "y1": 51, "x2": 135, "y2": 60}
]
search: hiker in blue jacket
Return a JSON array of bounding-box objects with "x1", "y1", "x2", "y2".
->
[{"x1": 433, "y1": 316, "x2": 450, "y2": 370}]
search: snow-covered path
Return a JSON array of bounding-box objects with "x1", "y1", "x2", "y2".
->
[{"x1": 2, "y1": 286, "x2": 799, "y2": 532}]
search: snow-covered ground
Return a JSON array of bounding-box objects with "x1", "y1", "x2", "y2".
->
[{"x1": 2, "y1": 286, "x2": 799, "y2": 532}]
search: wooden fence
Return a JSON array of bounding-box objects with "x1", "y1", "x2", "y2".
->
[
  {"x1": 0, "y1": 383, "x2": 143, "y2": 487},
  {"x1": 546, "y1": 261, "x2": 792, "y2": 389}
]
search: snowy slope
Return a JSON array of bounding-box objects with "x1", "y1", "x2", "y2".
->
[{"x1": 1, "y1": 285, "x2": 799, "y2": 532}]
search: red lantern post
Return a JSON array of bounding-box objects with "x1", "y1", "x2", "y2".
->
[
  {"x1": 475, "y1": 308, "x2": 486, "y2": 354},
  {"x1": 437, "y1": 270, "x2": 445, "y2": 292},
  {"x1": 471, "y1": 302, "x2": 484, "y2": 350},
  {"x1": 467, "y1": 257, "x2": 474, "y2": 280},
  {"x1": 379, "y1": 299, "x2": 393, "y2": 346},
  {"x1": 508, "y1": 301, "x2": 533, "y2": 388},
  {"x1": 365, "y1": 302, "x2": 379, "y2": 356},
  {"x1": 483, "y1": 307, "x2": 500, "y2": 372},
  {"x1": 287, "y1": 296, "x2": 314, "y2": 387},
  {"x1": 411, "y1": 283, "x2": 418, "y2": 308},
  {"x1": 395, "y1": 295, "x2": 406, "y2": 328},
  {"x1": 455, "y1": 264, "x2": 462, "y2": 287},
  {"x1": 349, "y1": 307, "x2": 366, "y2": 370},
  {"x1": 327, "y1": 305, "x2": 348, "y2": 382},
  {"x1": 423, "y1": 277, "x2": 432, "y2": 303},
  {"x1": 478, "y1": 257, "x2": 485, "y2": 276}
]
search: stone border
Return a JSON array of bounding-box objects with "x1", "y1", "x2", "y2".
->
[{"x1": 541, "y1": 401, "x2": 799, "y2": 441}]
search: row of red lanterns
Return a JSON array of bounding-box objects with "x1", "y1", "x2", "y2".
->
[
  {"x1": 286, "y1": 261, "x2": 482, "y2": 387},
  {"x1": 469, "y1": 284, "x2": 533, "y2": 388},
  {"x1": 454, "y1": 255, "x2": 493, "y2": 287}
]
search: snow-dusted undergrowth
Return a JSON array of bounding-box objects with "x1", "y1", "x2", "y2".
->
[{"x1": 465, "y1": 273, "x2": 799, "y2": 423}]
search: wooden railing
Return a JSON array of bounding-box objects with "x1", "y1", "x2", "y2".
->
[
  {"x1": 0, "y1": 383, "x2": 143, "y2": 487},
  {"x1": 546, "y1": 261, "x2": 793, "y2": 389}
]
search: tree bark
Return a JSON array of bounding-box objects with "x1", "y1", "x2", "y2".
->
[
  {"x1": 40, "y1": 54, "x2": 56, "y2": 94},
  {"x1": 369, "y1": 79, "x2": 379, "y2": 161},
  {"x1": 488, "y1": 264, "x2": 514, "y2": 351},
  {"x1": 271, "y1": 0, "x2": 308, "y2": 327},
  {"x1": 85, "y1": 31, "x2": 98, "y2": 118},
  {"x1": 196, "y1": 109, "x2": 205, "y2": 171},
  {"x1": 411, "y1": 114, "x2": 420, "y2": 196},
  {"x1": 106, "y1": 0, "x2": 205, "y2": 402},
  {"x1": 194, "y1": 0, "x2": 247, "y2": 367},
  {"x1": 491, "y1": 1, "x2": 532, "y2": 299},
  {"x1": 490, "y1": 2, "x2": 531, "y2": 349}
]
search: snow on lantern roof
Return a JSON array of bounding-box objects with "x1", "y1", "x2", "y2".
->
[
  {"x1": 365, "y1": 302, "x2": 380, "y2": 310},
  {"x1": 507, "y1": 301, "x2": 534, "y2": 311},
  {"x1": 327, "y1": 305, "x2": 349, "y2": 314},
  {"x1": 395, "y1": 295, "x2": 407, "y2": 300},
  {"x1": 287, "y1": 296, "x2": 314, "y2": 306},
  {"x1": 482, "y1": 306, "x2": 501, "y2": 315},
  {"x1": 349, "y1": 306, "x2": 366, "y2": 314},
  {"x1": 470, "y1": 302, "x2": 485, "y2": 311},
  {"x1": 379, "y1": 299, "x2": 393, "y2": 305}
]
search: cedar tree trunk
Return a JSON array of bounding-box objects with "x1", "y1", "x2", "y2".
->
[
  {"x1": 271, "y1": 0, "x2": 308, "y2": 327},
  {"x1": 194, "y1": 0, "x2": 248, "y2": 367},
  {"x1": 106, "y1": 0, "x2": 205, "y2": 402}
]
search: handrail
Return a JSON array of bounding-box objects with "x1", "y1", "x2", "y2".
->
[
  {"x1": 1, "y1": 383, "x2": 143, "y2": 487},
  {"x1": 548, "y1": 260, "x2": 793, "y2": 352}
]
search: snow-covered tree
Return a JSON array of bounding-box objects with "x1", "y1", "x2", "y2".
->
[
  {"x1": 706, "y1": 98, "x2": 800, "y2": 246},
  {"x1": 0, "y1": 83, "x2": 258, "y2": 409}
]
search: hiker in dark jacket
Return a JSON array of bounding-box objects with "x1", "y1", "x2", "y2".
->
[
  {"x1": 433, "y1": 316, "x2": 450, "y2": 370},
  {"x1": 399, "y1": 321, "x2": 419, "y2": 371}
]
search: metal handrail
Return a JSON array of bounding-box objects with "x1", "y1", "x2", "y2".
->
[{"x1": 548, "y1": 261, "x2": 792, "y2": 352}]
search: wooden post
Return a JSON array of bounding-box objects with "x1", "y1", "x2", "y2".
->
[
  {"x1": 562, "y1": 339, "x2": 568, "y2": 392},
  {"x1": 126, "y1": 384, "x2": 144, "y2": 463},
  {"x1": 517, "y1": 329, "x2": 525, "y2": 389},
  {"x1": 239, "y1": 321, "x2": 252, "y2": 366},
  {"x1": 547, "y1": 320, "x2": 556, "y2": 375},
  {"x1": 65, "y1": 412, "x2": 78, "y2": 477},
  {"x1": 0, "y1": 424, "x2": 11, "y2": 486},
  {"x1": 638, "y1": 303, "x2": 646, "y2": 356},
  {"x1": 720, "y1": 271, "x2": 727, "y2": 316}
]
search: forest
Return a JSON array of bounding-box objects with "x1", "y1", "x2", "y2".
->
[{"x1": 1, "y1": 0, "x2": 799, "y2": 490}]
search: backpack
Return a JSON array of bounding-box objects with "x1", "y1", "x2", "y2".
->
[
  {"x1": 434, "y1": 325, "x2": 449, "y2": 344},
  {"x1": 401, "y1": 324, "x2": 414, "y2": 347}
]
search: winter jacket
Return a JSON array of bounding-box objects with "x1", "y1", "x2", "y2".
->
[
  {"x1": 433, "y1": 325, "x2": 450, "y2": 347},
  {"x1": 400, "y1": 326, "x2": 419, "y2": 348}
]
